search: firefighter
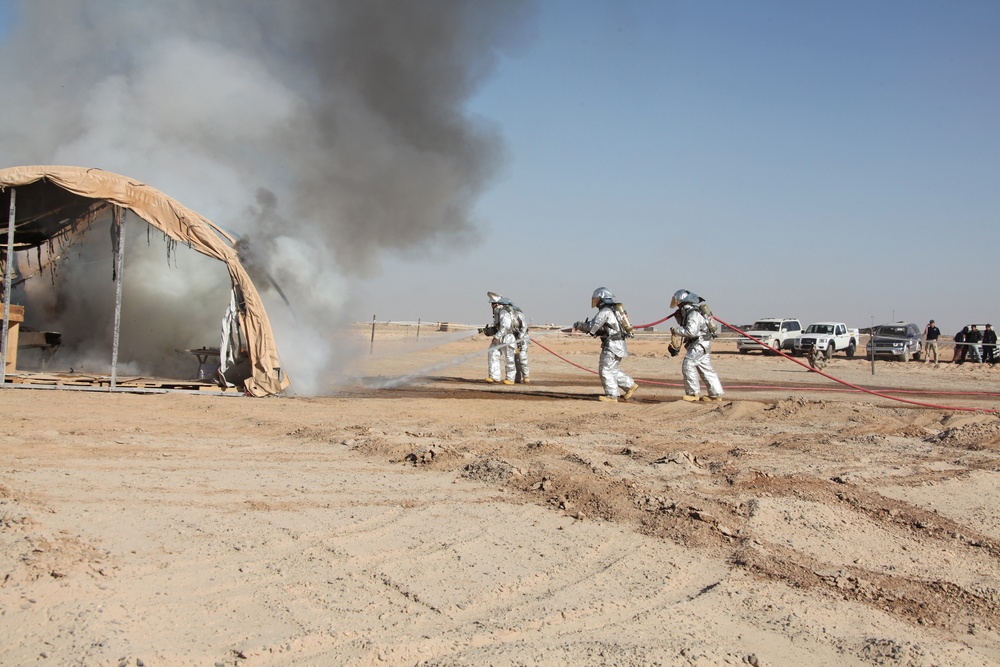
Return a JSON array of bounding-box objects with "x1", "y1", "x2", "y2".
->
[
  {"x1": 574, "y1": 287, "x2": 638, "y2": 402},
  {"x1": 670, "y1": 289, "x2": 724, "y2": 402},
  {"x1": 480, "y1": 292, "x2": 516, "y2": 384},
  {"x1": 509, "y1": 300, "x2": 531, "y2": 383}
]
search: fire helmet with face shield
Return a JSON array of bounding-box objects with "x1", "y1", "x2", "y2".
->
[
  {"x1": 487, "y1": 291, "x2": 503, "y2": 304},
  {"x1": 591, "y1": 287, "x2": 616, "y2": 309},
  {"x1": 670, "y1": 289, "x2": 700, "y2": 309}
]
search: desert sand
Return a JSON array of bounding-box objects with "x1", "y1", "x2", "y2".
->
[{"x1": 2, "y1": 325, "x2": 1000, "y2": 666}]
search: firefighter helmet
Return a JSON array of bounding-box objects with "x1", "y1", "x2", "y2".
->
[
  {"x1": 592, "y1": 287, "x2": 616, "y2": 308},
  {"x1": 670, "y1": 289, "x2": 700, "y2": 309}
]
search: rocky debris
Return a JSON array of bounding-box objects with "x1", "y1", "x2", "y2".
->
[
  {"x1": 635, "y1": 495, "x2": 675, "y2": 512},
  {"x1": 651, "y1": 451, "x2": 701, "y2": 468},
  {"x1": 856, "y1": 637, "x2": 927, "y2": 664},
  {"x1": 462, "y1": 457, "x2": 520, "y2": 483},
  {"x1": 404, "y1": 447, "x2": 439, "y2": 465},
  {"x1": 532, "y1": 476, "x2": 554, "y2": 492},
  {"x1": 929, "y1": 420, "x2": 1000, "y2": 450},
  {"x1": 403, "y1": 443, "x2": 461, "y2": 466},
  {"x1": 285, "y1": 426, "x2": 340, "y2": 442}
]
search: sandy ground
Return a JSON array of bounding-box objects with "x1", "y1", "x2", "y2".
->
[{"x1": 2, "y1": 325, "x2": 1000, "y2": 666}]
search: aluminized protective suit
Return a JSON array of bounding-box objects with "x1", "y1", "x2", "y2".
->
[
  {"x1": 576, "y1": 288, "x2": 635, "y2": 399},
  {"x1": 511, "y1": 305, "x2": 530, "y2": 383},
  {"x1": 675, "y1": 303, "x2": 724, "y2": 399},
  {"x1": 486, "y1": 300, "x2": 517, "y2": 382}
]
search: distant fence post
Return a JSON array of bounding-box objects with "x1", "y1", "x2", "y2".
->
[
  {"x1": 417, "y1": 318, "x2": 421, "y2": 339},
  {"x1": 370, "y1": 315, "x2": 376, "y2": 354},
  {"x1": 870, "y1": 317, "x2": 875, "y2": 376}
]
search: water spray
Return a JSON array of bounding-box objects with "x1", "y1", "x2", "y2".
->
[{"x1": 362, "y1": 329, "x2": 565, "y2": 390}]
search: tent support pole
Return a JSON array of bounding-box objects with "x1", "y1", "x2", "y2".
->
[
  {"x1": 110, "y1": 206, "x2": 126, "y2": 391},
  {"x1": 1, "y1": 188, "x2": 15, "y2": 387}
]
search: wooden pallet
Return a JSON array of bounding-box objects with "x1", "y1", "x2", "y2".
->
[{"x1": 2, "y1": 371, "x2": 231, "y2": 392}]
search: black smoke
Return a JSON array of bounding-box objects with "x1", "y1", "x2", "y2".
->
[{"x1": 0, "y1": 0, "x2": 535, "y2": 393}]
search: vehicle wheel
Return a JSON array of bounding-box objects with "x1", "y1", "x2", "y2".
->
[
  {"x1": 901, "y1": 349, "x2": 911, "y2": 362},
  {"x1": 824, "y1": 345, "x2": 834, "y2": 360},
  {"x1": 846, "y1": 341, "x2": 856, "y2": 358},
  {"x1": 913, "y1": 350, "x2": 922, "y2": 361},
  {"x1": 739, "y1": 348, "x2": 748, "y2": 355}
]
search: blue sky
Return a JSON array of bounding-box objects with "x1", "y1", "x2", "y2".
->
[
  {"x1": 1, "y1": 1, "x2": 997, "y2": 337},
  {"x1": 360, "y1": 0, "x2": 999, "y2": 333}
]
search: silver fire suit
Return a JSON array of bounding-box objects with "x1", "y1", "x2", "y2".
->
[
  {"x1": 579, "y1": 306, "x2": 635, "y2": 398},
  {"x1": 512, "y1": 306, "x2": 530, "y2": 383},
  {"x1": 487, "y1": 304, "x2": 517, "y2": 382},
  {"x1": 675, "y1": 305, "x2": 723, "y2": 399}
]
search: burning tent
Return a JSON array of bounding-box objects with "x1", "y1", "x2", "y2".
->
[{"x1": 0, "y1": 165, "x2": 289, "y2": 396}]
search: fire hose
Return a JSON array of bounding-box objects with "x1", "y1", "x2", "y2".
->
[{"x1": 531, "y1": 313, "x2": 998, "y2": 414}]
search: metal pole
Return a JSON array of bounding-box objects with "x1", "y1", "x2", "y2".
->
[
  {"x1": 416, "y1": 318, "x2": 421, "y2": 339},
  {"x1": 370, "y1": 315, "x2": 376, "y2": 355},
  {"x1": 110, "y1": 206, "x2": 126, "y2": 390},
  {"x1": 870, "y1": 315, "x2": 875, "y2": 376},
  {"x1": 1, "y1": 188, "x2": 15, "y2": 386}
]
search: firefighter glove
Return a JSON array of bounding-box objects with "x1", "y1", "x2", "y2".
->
[{"x1": 668, "y1": 327, "x2": 684, "y2": 357}]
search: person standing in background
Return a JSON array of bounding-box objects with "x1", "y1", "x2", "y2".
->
[
  {"x1": 982, "y1": 324, "x2": 997, "y2": 365},
  {"x1": 953, "y1": 326, "x2": 969, "y2": 364},
  {"x1": 923, "y1": 319, "x2": 941, "y2": 364},
  {"x1": 967, "y1": 325, "x2": 983, "y2": 363}
]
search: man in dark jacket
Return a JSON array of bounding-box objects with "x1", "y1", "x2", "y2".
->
[
  {"x1": 953, "y1": 326, "x2": 968, "y2": 364},
  {"x1": 983, "y1": 324, "x2": 997, "y2": 365},
  {"x1": 967, "y1": 325, "x2": 983, "y2": 363}
]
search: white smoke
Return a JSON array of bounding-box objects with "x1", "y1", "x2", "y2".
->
[{"x1": 0, "y1": 0, "x2": 534, "y2": 393}]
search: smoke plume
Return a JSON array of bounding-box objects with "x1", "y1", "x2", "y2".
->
[{"x1": 0, "y1": 0, "x2": 534, "y2": 394}]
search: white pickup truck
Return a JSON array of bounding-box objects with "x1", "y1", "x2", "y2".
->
[
  {"x1": 792, "y1": 322, "x2": 860, "y2": 359},
  {"x1": 736, "y1": 318, "x2": 802, "y2": 354}
]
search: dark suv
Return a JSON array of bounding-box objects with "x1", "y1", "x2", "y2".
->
[{"x1": 866, "y1": 322, "x2": 922, "y2": 361}]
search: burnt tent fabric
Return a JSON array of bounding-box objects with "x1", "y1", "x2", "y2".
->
[
  {"x1": 0, "y1": 165, "x2": 289, "y2": 396},
  {"x1": 0, "y1": 181, "x2": 107, "y2": 251}
]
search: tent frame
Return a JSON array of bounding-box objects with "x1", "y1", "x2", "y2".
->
[{"x1": 0, "y1": 166, "x2": 290, "y2": 396}]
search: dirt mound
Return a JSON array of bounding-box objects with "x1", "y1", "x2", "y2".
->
[{"x1": 931, "y1": 419, "x2": 1000, "y2": 450}]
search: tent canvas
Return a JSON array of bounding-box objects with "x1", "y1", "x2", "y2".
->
[{"x1": 0, "y1": 165, "x2": 289, "y2": 396}]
